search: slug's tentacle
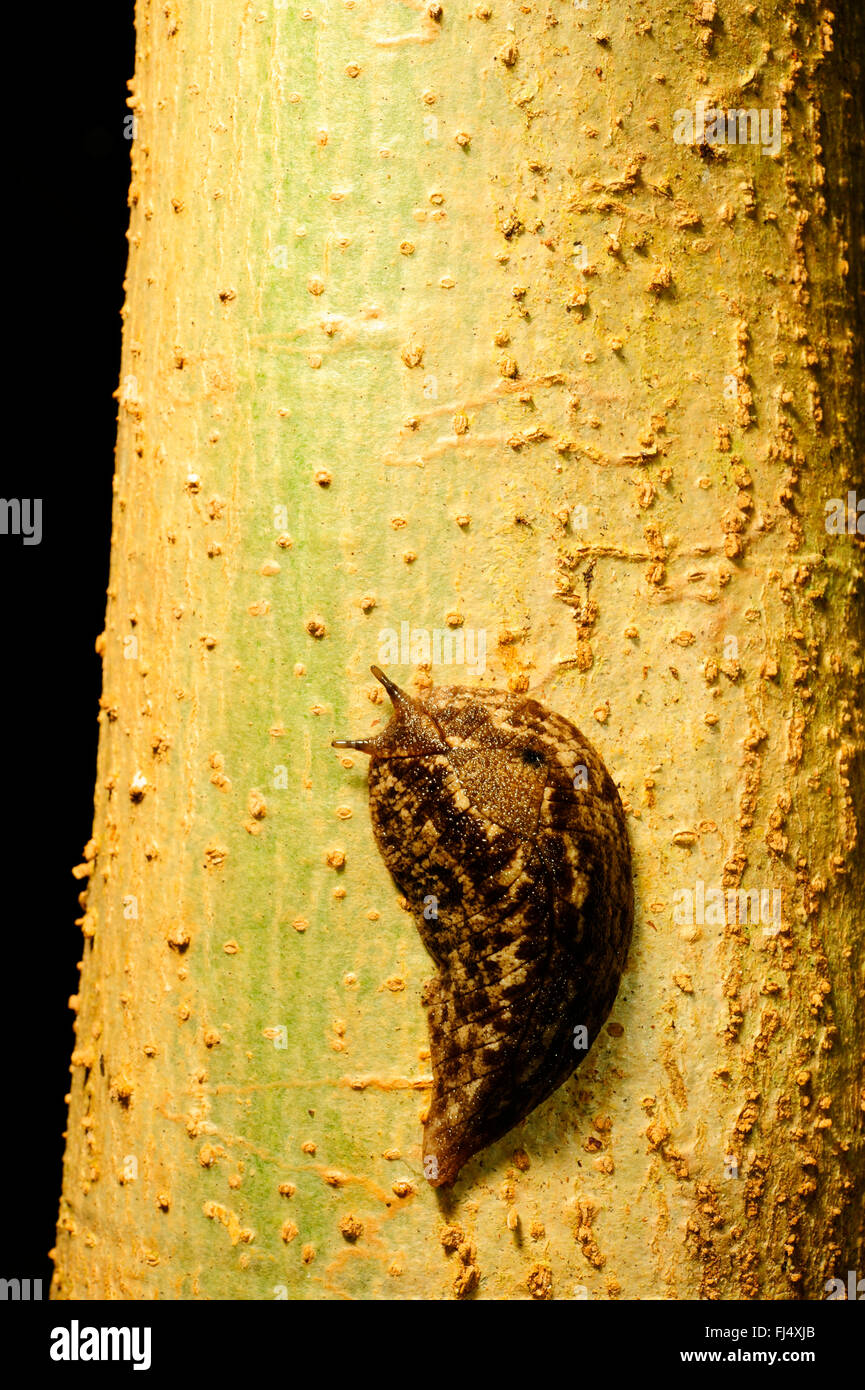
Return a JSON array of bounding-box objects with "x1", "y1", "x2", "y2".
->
[{"x1": 332, "y1": 667, "x2": 448, "y2": 758}]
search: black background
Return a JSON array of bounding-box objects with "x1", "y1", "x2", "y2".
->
[{"x1": 3, "y1": 6, "x2": 135, "y2": 1291}]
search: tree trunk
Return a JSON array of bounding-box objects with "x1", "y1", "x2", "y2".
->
[{"x1": 53, "y1": 0, "x2": 863, "y2": 1300}]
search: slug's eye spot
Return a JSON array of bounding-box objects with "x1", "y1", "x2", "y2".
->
[{"x1": 521, "y1": 747, "x2": 545, "y2": 767}]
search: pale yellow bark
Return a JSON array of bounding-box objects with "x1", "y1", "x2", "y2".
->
[{"x1": 53, "y1": 0, "x2": 864, "y2": 1299}]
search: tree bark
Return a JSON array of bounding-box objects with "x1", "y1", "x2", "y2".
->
[{"x1": 53, "y1": 0, "x2": 864, "y2": 1300}]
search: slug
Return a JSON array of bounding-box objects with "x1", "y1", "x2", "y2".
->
[{"x1": 333, "y1": 665, "x2": 634, "y2": 1188}]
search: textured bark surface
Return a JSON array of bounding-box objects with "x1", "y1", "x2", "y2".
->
[{"x1": 54, "y1": 0, "x2": 863, "y2": 1300}]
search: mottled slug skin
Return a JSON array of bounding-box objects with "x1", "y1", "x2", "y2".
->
[{"x1": 334, "y1": 667, "x2": 633, "y2": 1188}]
